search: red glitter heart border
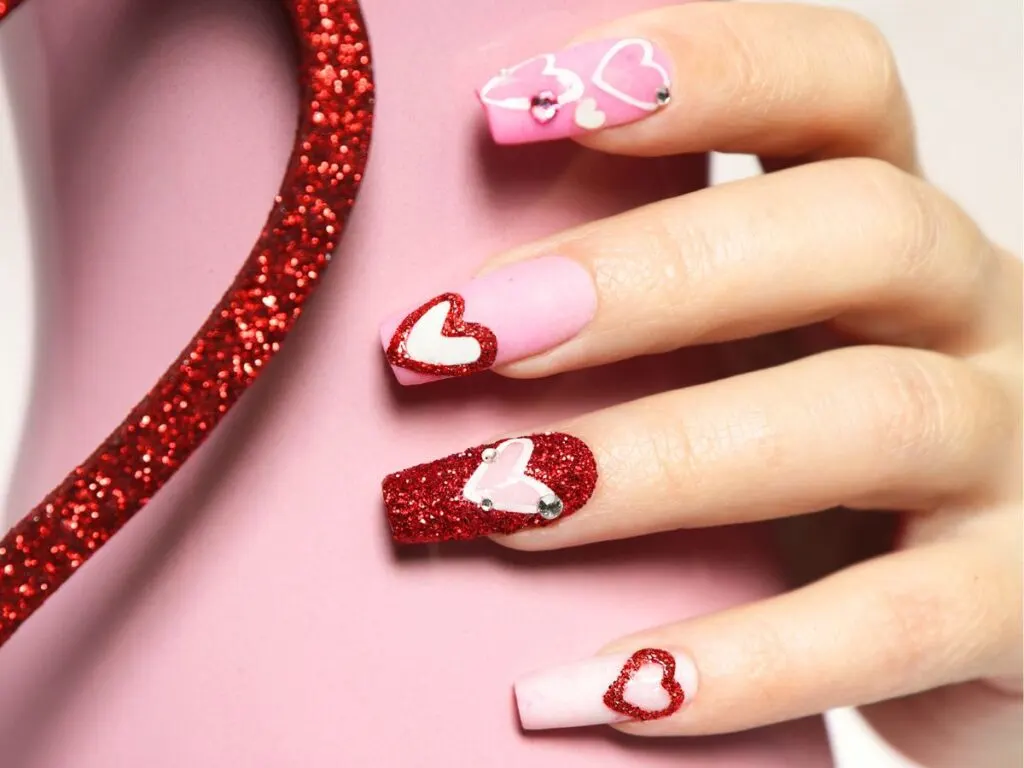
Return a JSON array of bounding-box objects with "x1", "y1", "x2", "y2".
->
[
  {"x1": 602, "y1": 648, "x2": 685, "y2": 721},
  {"x1": 0, "y1": 0, "x2": 375, "y2": 646},
  {"x1": 386, "y1": 292, "x2": 498, "y2": 377}
]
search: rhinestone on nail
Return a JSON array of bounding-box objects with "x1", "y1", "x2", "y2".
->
[
  {"x1": 529, "y1": 90, "x2": 560, "y2": 124},
  {"x1": 655, "y1": 87, "x2": 671, "y2": 107},
  {"x1": 481, "y1": 448, "x2": 498, "y2": 463},
  {"x1": 537, "y1": 494, "x2": 564, "y2": 520},
  {"x1": 480, "y1": 498, "x2": 494, "y2": 512}
]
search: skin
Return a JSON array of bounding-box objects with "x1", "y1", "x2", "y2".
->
[{"x1": 485, "y1": 4, "x2": 1022, "y2": 766}]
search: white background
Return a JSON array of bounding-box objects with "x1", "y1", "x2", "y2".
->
[{"x1": 0, "y1": 2, "x2": 1020, "y2": 766}]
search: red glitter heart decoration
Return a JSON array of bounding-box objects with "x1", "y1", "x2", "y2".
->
[
  {"x1": 602, "y1": 649, "x2": 685, "y2": 721},
  {"x1": 386, "y1": 292, "x2": 498, "y2": 377},
  {"x1": 0, "y1": 0, "x2": 375, "y2": 646}
]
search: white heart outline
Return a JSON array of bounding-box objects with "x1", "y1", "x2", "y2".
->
[
  {"x1": 462, "y1": 437, "x2": 555, "y2": 515},
  {"x1": 591, "y1": 38, "x2": 670, "y2": 112},
  {"x1": 479, "y1": 53, "x2": 585, "y2": 112},
  {"x1": 403, "y1": 299, "x2": 482, "y2": 366}
]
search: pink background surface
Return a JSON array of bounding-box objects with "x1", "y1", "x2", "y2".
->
[{"x1": 0, "y1": 0, "x2": 831, "y2": 766}]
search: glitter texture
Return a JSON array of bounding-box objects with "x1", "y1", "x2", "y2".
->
[
  {"x1": 603, "y1": 649, "x2": 685, "y2": 722},
  {"x1": 383, "y1": 432, "x2": 597, "y2": 544},
  {"x1": 0, "y1": 0, "x2": 375, "y2": 646},
  {"x1": 386, "y1": 292, "x2": 498, "y2": 377}
]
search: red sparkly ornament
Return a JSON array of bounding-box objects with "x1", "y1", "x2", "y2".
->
[
  {"x1": 603, "y1": 649, "x2": 686, "y2": 722},
  {"x1": 0, "y1": 0, "x2": 375, "y2": 646}
]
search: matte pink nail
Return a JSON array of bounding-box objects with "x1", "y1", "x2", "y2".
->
[
  {"x1": 515, "y1": 648, "x2": 698, "y2": 730},
  {"x1": 478, "y1": 38, "x2": 672, "y2": 145},
  {"x1": 380, "y1": 256, "x2": 596, "y2": 385}
]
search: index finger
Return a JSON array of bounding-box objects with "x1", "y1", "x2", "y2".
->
[{"x1": 478, "y1": 2, "x2": 917, "y2": 170}]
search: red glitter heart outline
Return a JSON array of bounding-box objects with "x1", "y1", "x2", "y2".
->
[
  {"x1": 0, "y1": 0, "x2": 374, "y2": 646},
  {"x1": 386, "y1": 292, "x2": 497, "y2": 376},
  {"x1": 602, "y1": 649, "x2": 685, "y2": 721}
]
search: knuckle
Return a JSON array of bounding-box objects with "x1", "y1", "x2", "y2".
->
[
  {"x1": 833, "y1": 157, "x2": 993, "y2": 327},
  {"x1": 841, "y1": 347, "x2": 1012, "y2": 487},
  {"x1": 835, "y1": 11, "x2": 903, "y2": 110},
  {"x1": 868, "y1": 552, "x2": 1012, "y2": 681},
  {"x1": 849, "y1": 158, "x2": 943, "y2": 278},
  {"x1": 845, "y1": 347, "x2": 958, "y2": 464},
  {"x1": 643, "y1": 418, "x2": 701, "y2": 503}
]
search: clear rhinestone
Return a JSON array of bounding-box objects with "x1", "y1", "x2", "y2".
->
[
  {"x1": 537, "y1": 494, "x2": 564, "y2": 520},
  {"x1": 529, "y1": 90, "x2": 559, "y2": 124},
  {"x1": 480, "y1": 498, "x2": 494, "y2": 512},
  {"x1": 655, "y1": 87, "x2": 671, "y2": 107},
  {"x1": 481, "y1": 448, "x2": 498, "y2": 463}
]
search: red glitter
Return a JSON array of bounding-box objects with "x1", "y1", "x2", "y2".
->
[
  {"x1": 383, "y1": 433, "x2": 597, "y2": 544},
  {"x1": 603, "y1": 649, "x2": 685, "y2": 722},
  {"x1": 385, "y1": 292, "x2": 498, "y2": 377},
  {"x1": 0, "y1": 0, "x2": 375, "y2": 646}
]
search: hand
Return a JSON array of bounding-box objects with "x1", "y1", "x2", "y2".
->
[{"x1": 379, "y1": 4, "x2": 1022, "y2": 766}]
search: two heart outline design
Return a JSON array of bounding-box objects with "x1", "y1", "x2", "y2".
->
[{"x1": 478, "y1": 38, "x2": 671, "y2": 129}]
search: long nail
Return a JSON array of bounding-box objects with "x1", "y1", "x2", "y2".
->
[
  {"x1": 382, "y1": 432, "x2": 597, "y2": 544},
  {"x1": 478, "y1": 38, "x2": 672, "y2": 145},
  {"x1": 380, "y1": 256, "x2": 596, "y2": 385},
  {"x1": 515, "y1": 648, "x2": 698, "y2": 730}
]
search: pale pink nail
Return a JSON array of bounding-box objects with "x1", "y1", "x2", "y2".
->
[
  {"x1": 477, "y1": 38, "x2": 672, "y2": 145},
  {"x1": 380, "y1": 256, "x2": 596, "y2": 385},
  {"x1": 515, "y1": 648, "x2": 698, "y2": 730}
]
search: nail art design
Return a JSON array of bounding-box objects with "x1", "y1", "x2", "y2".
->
[
  {"x1": 603, "y1": 649, "x2": 685, "y2": 721},
  {"x1": 385, "y1": 293, "x2": 498, "y2": 377},
  {"x1": 379, "y1": 256, "x2": 596, "y2": 385},
  {"x1": 478, "y1": 38, "x2": 671, "y2": 145},
  {"x1": 382, "y1": 432, "x2": 597, "y2": 544},
  {"x1": 515, "y1": 648, "x2": 696, "y2": 730}
]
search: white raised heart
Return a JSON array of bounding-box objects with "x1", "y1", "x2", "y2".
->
[
  {"x1": 479, "y1": 53, "x2": 584, "y2": 111},
  {"x1": 404, "y1": 300, "x2": 481, "y2": 366},
  {"x1": 573, "y1": 97, "x2": 606, "y2": 130},
  {"x1": 591, "y1": 38, "x2": 670, "y2": 112},
  {"x1": 462, "y1": 438, "x2": 555, "y2": 515}
]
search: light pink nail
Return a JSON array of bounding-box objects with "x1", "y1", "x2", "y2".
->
[
  {"x1": 478, "y1": 38, "x2": 672, "y2": 145},
  {"x1": 515, "y1": 648, "x2": 698, "y2": 730},
  {"x1": 380, "y1": 256, "x2": 596, "y2": 385}
]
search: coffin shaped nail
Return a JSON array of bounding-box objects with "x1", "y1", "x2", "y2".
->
[
  {"x1": 380, "y1": 256, "x2": 596, "y2": 385},
  {"x1": 478, "y1": 38, "x2": 672, "y2": 145},
  {"x1": 515, "y1": 648, "x2": 698, "y2": 730},
  {"x1": 382, "y1": 432, "x2": 597, "y2": 544}
]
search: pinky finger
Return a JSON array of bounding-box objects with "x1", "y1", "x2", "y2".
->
[{"x1": 514, "y1": 538, "x2": 1020, "y2": 735}]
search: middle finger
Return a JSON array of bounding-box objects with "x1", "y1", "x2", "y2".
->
[{"x1": 380, "y1": 159, "x2": 995, "y2": 387}]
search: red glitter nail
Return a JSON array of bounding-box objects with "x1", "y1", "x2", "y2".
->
[
  {"x1": 603, "y1": 649, "x2": 685, "y2": 721},
  {"x1": 385, "y1": 292, "x2": 498, "y2": 377},
  {"x1": 0, "y1": 0, "x2": 374, "y2": 646},
  {"x1": 383, "y1": 433, "x2": 597, "y2": 544}
]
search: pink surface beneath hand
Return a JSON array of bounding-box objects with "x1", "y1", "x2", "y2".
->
[{"x1": 0, "y1": 0, "x2": 831, "y2": 766}]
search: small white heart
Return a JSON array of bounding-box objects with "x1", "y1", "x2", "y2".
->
[
  {"x1": 405, "y1": 301, "x2": 481, "y2": 366},
  {"x1": 573, "y1": 98, "x2": 606, "y2": 131}
]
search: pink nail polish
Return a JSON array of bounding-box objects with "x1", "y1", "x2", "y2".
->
[
  {"x1": 382, "y1": 432, "x2": 597, "y2": 544},
  {"x1": 515, "y1": 648, "x2": 697, "y2": 730},
  {"x1": 380, "y1": 256, "x2": 596, "y2": 385},
  {"x1": 478, "y1": 38, "x2": 672, "y2": 145}
]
